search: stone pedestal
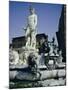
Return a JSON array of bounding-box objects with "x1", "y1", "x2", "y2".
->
[{"x1": 19, "y1": 46, "x2": 39, "y2": 65}]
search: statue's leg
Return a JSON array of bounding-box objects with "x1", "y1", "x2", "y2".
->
[
  {"x1": 26, "y1": 37, "x2": 30, "y2": 47},
  {"x1": 25, "y1": 27, "x2": 31, "y2": 47},
  {"x1": 31, "y1": 31, "x2": 36, "y2": 48},
  {"x1": 25, "y1": 27, "x2": 30, "y2": 37}
]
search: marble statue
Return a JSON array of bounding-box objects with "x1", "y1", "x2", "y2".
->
[
  {"x1": 18, "y1": 6, "x2": 38, "y2": 65},
  {"x1": 57, "y1": 50, "x2": 63, "y2": 63},
  {"x1": 24, "y1": 6, "x2": 37, "y2": 49},
  {"x1": 48, "y1": 37, "x2": 58, "y2": 56},
  {"x1": 9, "y1": 47, "x2": 19, "y2": 65},
  {"x1": 48, "y1": 43, "x2": 54, "y2": 56}
]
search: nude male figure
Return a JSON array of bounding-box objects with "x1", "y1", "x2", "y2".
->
[{"x1": 25, "y1": 6, "x2": 37, "y2": 49}]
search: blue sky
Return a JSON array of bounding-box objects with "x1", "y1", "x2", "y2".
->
[{"x1": 9, "y1": 1, "x2": 63, "y2": 44}]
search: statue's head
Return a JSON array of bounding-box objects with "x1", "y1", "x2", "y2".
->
[{"x1": 29, "y1": 6, "x2": 35, "y2": 14}]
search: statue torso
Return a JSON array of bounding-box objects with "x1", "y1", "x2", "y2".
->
[{"x1": 28, "y1": 14, "x2": 37, "y2": 29}]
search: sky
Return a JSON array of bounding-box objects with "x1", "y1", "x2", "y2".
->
[{"x1": 9, "y1": 1, "x2": 63, "y2": 44}]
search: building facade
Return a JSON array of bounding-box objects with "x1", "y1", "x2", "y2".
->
[
  {"x1": 56, "y1": 5, "x2": 66, "y2": 62},
  {"x1": 11, "y1": 33, "x2": 48, "y2": 50}
]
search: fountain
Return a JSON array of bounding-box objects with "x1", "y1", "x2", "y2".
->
[
  {"x1": 9, "y1": 6, "x2": 66, "y2": 88},
  {"x1": 19, "y1": 6, "x2": 39, "y2": 65}
]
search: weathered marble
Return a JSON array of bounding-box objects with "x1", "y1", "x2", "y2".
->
[
  {"x1": 38, "y1": 78, "x2": 66, "y2": 86},
  {"x1": 9, "y1": 49, "x2": 19, "y2": 65},
  {"x1": 24, "y1": 7, "x2": 37, "y2": 49},
  {"x1": 9, "y1": 69, "x2": 66, "y2": 80}
]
